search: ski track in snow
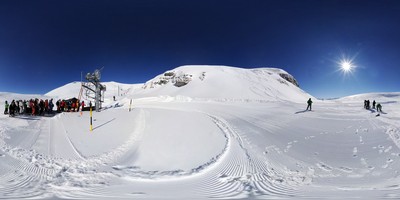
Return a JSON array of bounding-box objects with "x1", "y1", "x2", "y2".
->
[
  {"x1": 1, "y1": 98, "x2": 400, "y2": 199},
  {"x1": 0, "y1": 104, "x2": 306, "y2": 199},
  {"x1": 0, "y1": 109, "x2": 147, "y2": 199}
]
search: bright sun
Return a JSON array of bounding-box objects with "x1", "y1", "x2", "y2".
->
[
  {"x1": 337, "y1": 56, "x2": 356, "y2": 75},
  {"x1": 341, "y1": 60, "x2": 353, "y2": 72}
]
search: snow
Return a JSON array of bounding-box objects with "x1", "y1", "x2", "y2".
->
[{"x1": 1, "y1": 65, "x2": 400, "y2": 199}]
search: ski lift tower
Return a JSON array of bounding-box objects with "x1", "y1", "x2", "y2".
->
[{"x1": 81, "y1": 68, "x2": 106, "y2": 112}]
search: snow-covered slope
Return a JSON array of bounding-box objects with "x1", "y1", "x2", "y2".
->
[
  {"x1": 135, "y1": 65, "x2": 312, "y2": 102},
  {"x1": 2, "y1": 65, "x2": 399, "y2": 199},
  {"x1": 0, "y1": 92, "x2": 46, "y2": 101},
  {"x1": 339, "y1": 92, "x2": 400, "y2": 102}
]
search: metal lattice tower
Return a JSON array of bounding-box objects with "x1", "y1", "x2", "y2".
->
[{"x1": 81, "y1": 69, "x2": 106, "y2": 112}]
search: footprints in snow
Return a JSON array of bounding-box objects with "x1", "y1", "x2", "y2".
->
[
  {"x1": 359, "y1": 136, "x2": 364, "y2": 144},
  {"x1": 267, "y1": 125, "x2": 400, "y2": 176},
  {"x1": 386, "y1": 127, "x2": 400, "y2": 149},
  {"x1": 284, "y1": 141, "x2": 298, "y2": 153},
  {"x1": 382, "y1": 158, "x2": 394, "y2": 169},
  {"x1": 353, "y1": 147, "x2": 358, "y2": 158}
]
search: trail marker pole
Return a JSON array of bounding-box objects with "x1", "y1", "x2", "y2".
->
[
  {"x1": 90, "y1": 105, "x2": 93, "y2": 131},
  {"x1": 129, "y1": 99, "x2": 132, "y2": 112}
]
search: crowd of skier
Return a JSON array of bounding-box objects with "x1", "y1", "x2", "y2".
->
[{"x1": 3, "y1": 98, "x2": 85, "y2": 117}]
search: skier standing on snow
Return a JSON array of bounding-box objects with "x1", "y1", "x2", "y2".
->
[
  {"x1": 9, "y1": 100, "x2": 16, "y2": 117},
  {"x1": 306, "y1": 98, "x2": 313, "y2": 111},
  {"x1": 39, "y1": 99, "x2": 45, "y2": 115},
  {"x1": 4, "y1": 100, "x2": 9, "y2": 115},
  {"x1": 23, "y1": 100, "x2": 27, "y2": 114},
  {"x1": 56, "y1": 100, "x2": 60, "y2": 112},
  {"x1": 19, "y1": 100, "x2": 24, "y2": 114},
  {"x1": 376, "y1": 103, "x2": 382, "y2": 113},
  {"x1": 15, "y1": 101, "x2": 20, "y2": 114},
  {"x1": 49, "y1": 99, "x2": 54, "y2": 114},
  {"x1": 45, "y1": 99, "x2": 49, "y2": 114},
  {"x1": 29, "y1": 100, "x2": 34, "y2": 115},
  {"x1": 81, "y1": 101, "x2": 85, "y2": 111},
  {"x1": 72, "y1": 101, "x2": 76, "y2": 112},
  {"x1": 76, "y1": 100, "x2": 80, "y2": 112},
  {"x1": 61, "y1": 100, "x2": 64, "y2": 112},
  {"x1": 67, "y1": 100, "x2": 72, "y2": 112},
  {"x1": 372, "y1": 100, "x2": 376, "y2": 109}
]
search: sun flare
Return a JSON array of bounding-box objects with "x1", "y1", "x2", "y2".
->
[
  {"x1": 340, "y1": 60, "x2": 353, "y2": 72},
  {"x1": 336, "y1": 55, "x2": 357, "y2": 75}
]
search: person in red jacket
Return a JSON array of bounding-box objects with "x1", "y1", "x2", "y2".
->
[
  {"x1": 60, "y1": 100, "x2": 65, "y2": 112},
  {"x1": 72, "y1": 101, "x2": 76, "y2": 112},
  {"x1": 30, "y1": 100, "x2": 35, "y2": 116},
  {"x1": 81, "y1": 101, "x2": 85, "y2": 111},
  {"x1": 45, "y1": 99, "x2": 49, "y2": 113}
]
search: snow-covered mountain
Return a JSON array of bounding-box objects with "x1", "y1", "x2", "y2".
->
[
  {"x1": 46, "y1": 65, "x2": 313, "y2": 103},
  {"x1": 136, "y1": 65, "x2": 311, "y2": 102}
]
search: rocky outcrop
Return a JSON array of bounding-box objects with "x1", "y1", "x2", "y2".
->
[
  {"x1": 279, "y1": 73, "x2": 299, "y2": 87},
  {"x1": 143, "y1": 71, "x2": 193, "y2": 88}
]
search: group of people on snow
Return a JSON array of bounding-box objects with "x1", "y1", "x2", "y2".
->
[
  {"x1": 4, "y1": 98, "x2": 86, "y2": 117},
  {"x1": 55, "y1": 99, "x2": 85, "y2": 113},
  {"x1": 364, "y1": 99, "x2": 382, "y2": 112},
  {"x1": 364, "y1": 100, "x2": 372, "y2": 109},
  {"x1": 304, "y1": 98, "x2": 383, "y2": 113},
  {"x1": 4, "y1": 99, "x2": 55, "y2": 117}
]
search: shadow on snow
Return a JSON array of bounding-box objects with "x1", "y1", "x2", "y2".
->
[
  {"x1": 93, "y1": 118, "x2": 116, "y2": 130},
  {"x1": 295, "y1": 110, "x2": 311, "y2": 114}
]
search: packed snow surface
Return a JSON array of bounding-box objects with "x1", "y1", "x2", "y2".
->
[{"x1": 1, "y1": 66, "x2": 400, "y2": 199}]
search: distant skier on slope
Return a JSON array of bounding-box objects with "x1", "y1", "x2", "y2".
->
[
  {"x1": 306, "y1": 98, "x2": 313, "y2": 111},
  {"x1": 372, "y1": 100, "x2": 376, "y2": 109}
]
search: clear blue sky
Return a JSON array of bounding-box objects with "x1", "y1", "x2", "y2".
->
[{"x1": 0, "y1": 0, "x2": 399, "y2": 98}]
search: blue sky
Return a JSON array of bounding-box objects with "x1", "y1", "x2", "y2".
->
[{"x1": 0, "y1": 0, "x2": 399, "y2": 98}]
